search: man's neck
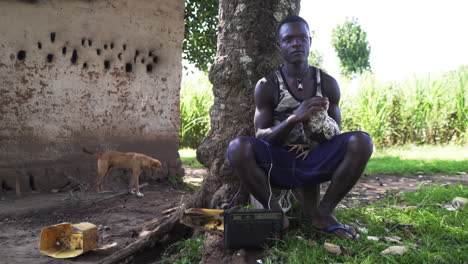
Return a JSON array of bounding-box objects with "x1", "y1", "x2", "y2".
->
[{"x1": 282, "y1": 62, "x2": 310, "y2": 78}]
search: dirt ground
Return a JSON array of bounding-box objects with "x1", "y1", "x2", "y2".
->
[{"x1": 0, "y1": 166, "x2": 466, "y2": 264}]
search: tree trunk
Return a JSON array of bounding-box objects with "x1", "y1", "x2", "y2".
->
[
  {"x1": 195, "y1": 0, "x2": 300, "y2": 210},
  {"x1": 98, "y1": 1, "x2": 301, "y2": 263},
  {"x1": 195, "y1": 1, "x2": 300, "y2": 262}
]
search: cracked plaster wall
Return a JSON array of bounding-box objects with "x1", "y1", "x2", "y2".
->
[{"x1": 0, "y1": 0, "x2": 185, "y2": 192}]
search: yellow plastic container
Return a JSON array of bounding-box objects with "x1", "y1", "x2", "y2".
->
[{"x1": 39, "y1": 222, "x2": 99, "y2": 258}]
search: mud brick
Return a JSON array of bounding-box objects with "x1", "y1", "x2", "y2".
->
[
  {"x1": 34, "y1": 168, "x2": 70, "y2": 191},
  {"x1": 0, "y1": 169, "x2": 31, "y2": 193}
]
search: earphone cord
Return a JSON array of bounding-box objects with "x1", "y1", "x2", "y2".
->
[{"x1": 267, "y1": 163, "x2": 273, "y2": 209}]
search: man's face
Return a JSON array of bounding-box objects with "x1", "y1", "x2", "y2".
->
[{"x1": 278, "y1": 22, "x2": 311, "y2": 64}]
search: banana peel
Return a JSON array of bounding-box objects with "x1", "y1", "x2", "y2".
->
[{"x1": 182, "y1": 208, "x2": 224, "y2": 231}]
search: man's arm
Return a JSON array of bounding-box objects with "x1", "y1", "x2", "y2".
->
[
  {"x1": 322, "y1": 72, "x2": 342, "y2": 128},
  {"x1": 254, "y1": 78, "x2": 297, "y2": 144},
  {"x1": 254, "y1": 78, "x2": 329, "y2": 144}
]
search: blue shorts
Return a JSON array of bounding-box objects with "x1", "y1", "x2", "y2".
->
[{"x1": 227, "y1": 131, "x2": 364, "y2": 189}]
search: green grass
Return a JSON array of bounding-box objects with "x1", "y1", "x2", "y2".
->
[
  {"x1": 179, "y1": 148, "x2": 204, "y2": 168},
  {"x1": 180, "y1": 145, "x2": 468, "y2": 175},
  {"x1": 340, "y1": 66, "x2": 467, "y2": 146},
  {"x1": 161, "y1": 235, "x2": 204, "y2": 264},
  {"x1": 180, "y1": 70, "x2": 213, "y2": 149},
  {"x1": 267, "y1": 184, "x2": 468, "y2": 264},
  {"x1": 365, "y1": 145, "x2": 468, "y2": 175},
  {"x1": 163, "y1": 185, "x2": 467, "y2": 263},
  {"x1": 180, "y1": 66, "x2": 467, "y2": 149}
]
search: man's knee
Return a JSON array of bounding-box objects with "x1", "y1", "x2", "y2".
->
[
  {"x1": 347, "y1": 131, "x2": 373, "y2": 157},
  {"x1": 226, "y1": 136, "x2": 254, "y2": 166}
]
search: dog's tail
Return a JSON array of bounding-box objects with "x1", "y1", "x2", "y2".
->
[{"x1": 83, "y1": 147, "x2": 102, "y2": 157}]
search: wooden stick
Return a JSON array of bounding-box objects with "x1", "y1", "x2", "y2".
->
[
  {"x1": 98, "y1": 207, "x2": 184, "y2": 264},
  {"x1": 92, "y1": 183, "x2": 149, "y2": 203}
]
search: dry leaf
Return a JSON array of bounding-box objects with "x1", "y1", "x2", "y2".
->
[
  {"x1": 442, "y1": 202, "x2": 457, "y2": 211},
  {"x1": 384, "y1": 236, "x2": 402, "y2": 243},
  {"x1": 391, "y1": 205, "x2": 418, "y2": 211},
  {"x1": 404, "y1": 228, "x2": 416, "y2": 238},
  {"x1": 451, "y1": 197, "x2": 467, "y2": 209},
  {"x1": 381, "y1": 245, "x2": 408, "y2": 255},
  {"x1": 357, "y1": 227, "x2": 368, "y2": 234},
  {"x1": 324, "y1": 242, "x2": 346, "y2": 255}
]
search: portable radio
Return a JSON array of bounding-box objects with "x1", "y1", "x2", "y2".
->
[{"x1": 223, "y1": 209, "x2": 283, "y2": 249}]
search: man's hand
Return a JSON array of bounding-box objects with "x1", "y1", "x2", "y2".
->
[{"x1": 289, "y1": 97, "x2": 329, "y2": 123}]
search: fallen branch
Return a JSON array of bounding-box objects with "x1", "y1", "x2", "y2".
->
[
  {"x1": 91, "y1": 183, "x2": 149, "y2": 204},
  {"x1": 98, "y1": 206, "x2": 184, "y2": 264}
]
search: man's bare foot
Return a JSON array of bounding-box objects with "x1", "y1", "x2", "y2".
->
[{"x1": 311, "y1": 213, "x2": 357, "y2": 239}]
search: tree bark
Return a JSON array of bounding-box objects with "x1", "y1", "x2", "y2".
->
[
  {"x1": 195, "y1": 0, "x2": 300, "y2": 209},
  {"x1": 97, "y1": 1, "x2": 301, "y2": 263},
  {"x1": 195, "y1": 1, "x2": 301, "y2": 262}
]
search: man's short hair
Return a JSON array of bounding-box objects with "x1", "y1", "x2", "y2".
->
[{"x1": 277, "y1": 15, "x2": 310, "y2": 34}]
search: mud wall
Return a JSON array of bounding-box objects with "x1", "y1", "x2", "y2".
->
[{"x1": 0, "y1": 0, "x2": 185, "y2": 193}]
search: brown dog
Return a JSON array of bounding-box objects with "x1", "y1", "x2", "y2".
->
[{"x1": 83, "y1": 148, "x2": 162, "y2": 197}]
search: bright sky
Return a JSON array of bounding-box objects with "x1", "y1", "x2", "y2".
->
[{"x1": 300, "y1": 0, "x2": 468, "y2": 81}]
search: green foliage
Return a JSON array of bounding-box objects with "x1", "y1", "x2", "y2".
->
[
  {"x1": 308, "y1": 50, "x2": 324, "y2": 69},
  {"x1": 179, "y1": 66, "x2": 466, "y2": 149},
  {"x1": 365, "y1": 144, "x2": 468, "y2": 175},
  {"x1": 161, "y1": 235, "x2": 205, "y2": 264},
  {"x1": 340, "y1": 66, "x2": 468, "y2": 146},
  {"x1": 165, "y1": 185, "x2": 467, "y2": 263},
  {"x1": 307, "y1": 30, "x2": 324, "y2": 69},
  {"x1": 402, "y1": 184, "x2": 467, "y2": 206},
  {"x1": 179, "y1": 148, "x2": 204, "y2": 168},
  {"x1": 181, "y1": 144, "x2": 467, "y2": 175},
  {"x1": 263, "y1": 184, "x2": 468, "y2": 264},
  {"x1": 167, "y1": 171, "x2": 184, "y2": 186},
  {"x1": 366, "y1": 156, "x2": 467, "y2": 176},
  {"x1": 179, "y1": 70, "x2": 213, "y2": 148},
  {"x1": 332, "y1": 17, "x2": 372, "y2": 78},
  {"x1": 184, "y1": 0, "x2": 219, "y2": 72}
]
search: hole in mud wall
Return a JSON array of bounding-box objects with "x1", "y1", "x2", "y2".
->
[
  {"x1": 153, "y1": 56, "x2": 158, "y2": 64},
  {"x1": 1, "y1": 180, "x2": 12, "y2": 191},
  {"x1": 37, "y1": 42, "x2": 42, "y2": 49},
  {"x1": 141, "y1": 58, "x2": 145, "y2": 64},
  {"x1": 83, "y1": 62, "x2": 88, "y2": 69},
  {"x1": 46, "y1": 54, "x2": 54, "y2": 63},
  {"x1": 17, "y1": 50, "x2": 26, "y2": 60},
  {"x1": 118, "y1": 53, "x2": 122, "y2": 61},
  {"x1": 88, "y1": 39, "x2": 92, "y2": 46},
  {"x1": 123, "y1": 44, "x2": 127, "y2": 51},
  {"x1": 81, "y1": 38, "x2": 85, "y2": 46},
  {"x1": 134, "y1": 50, "x2": 139, "y2": 63},
  {"x1": 104, "y1": 44, "x2": 108, "y2": 50},
  {"x1": 148, "y1": 51, "x2": 153, "y2": 57},
  {"x1": 125, "y1": 63, "x2": 132, "y2": 73},
  {"x1": 29, "y1": 174, "x2": 36, "y2": 191},
  {"x1": 71, "y1": 49, "x2": 78, "y2": 64},
  {"x1": 50, "y1": 32, "x2": 56, "y2": 43},
  {"x1": 110, "y1": 43, "x2": 114, "y2": 49},
  {"x1": 104, "y1": 60, "x2": 110, "y2": 70},
  {"x1": 97, "y1": 49, "x2": 101, "y2": 55},
  {"x1": 146, "y1": 64, "x2": 153, "y2": 73},
  {"x1": 62, "y1": 47, "x2": 67, "y2": 55}
]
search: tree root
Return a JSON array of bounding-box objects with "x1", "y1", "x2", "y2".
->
[{"x1": 98, "y1": 207, "x2": 184, "y2": 264}]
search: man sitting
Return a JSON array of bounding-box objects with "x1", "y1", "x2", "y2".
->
[{"x1": 226, "y1": 15, "x2": 373, "y2": 239}]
